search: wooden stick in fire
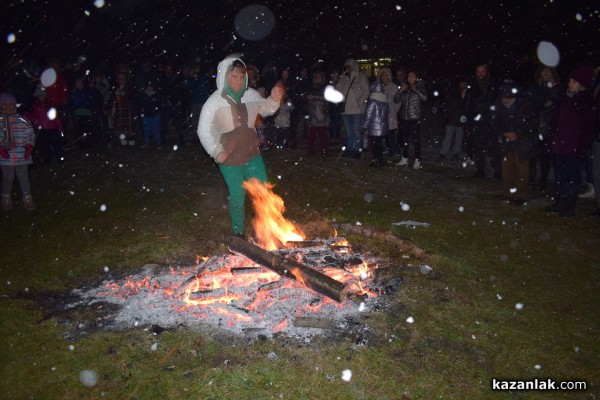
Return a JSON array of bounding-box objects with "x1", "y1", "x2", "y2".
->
[{"x1": 227, "y1": 236, "x2": 349, "y2": 303}]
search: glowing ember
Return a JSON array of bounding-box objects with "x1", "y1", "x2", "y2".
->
[
  {"x1": 73, "y1": 237, "x2": 389, "y2": 338},
  {"x1": 242, "y1": 178, "x2": 305, "y2": 250}
]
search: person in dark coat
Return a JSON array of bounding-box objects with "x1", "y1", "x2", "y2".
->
[
  {"x1": 529, "y1": 66, "x2": 560, "y2": 188},
  {"x1": 362, "y1": 81, "x2": 389, "y2": 168},
  {"x1": 491, "y1": 80, "x2": 537, "y2": 205},
  {"x1": 467, "y1": 63, "x2": 501, "y2": 179},
  {"x1": 544, "y1": 66, "x2": 595, "y2": 217},
  {"x1": 439, "y1": 76, "x2": 470, "y2": 161}
]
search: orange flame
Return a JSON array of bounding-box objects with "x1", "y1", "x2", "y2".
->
[{"x1": 242, "y1": 178, "x2": 305, "y2": 250}]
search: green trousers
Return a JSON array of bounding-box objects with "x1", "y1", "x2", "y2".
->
[{"x1": 218, "y1": 156, "x2": 268, "y2": 235}]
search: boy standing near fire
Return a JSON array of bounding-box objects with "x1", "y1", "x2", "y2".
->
[{"x1": 197, "y1": 56, "x2": 284, "y2": 238}]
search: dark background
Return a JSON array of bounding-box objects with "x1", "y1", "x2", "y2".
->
[{"x1": 1, "y1": 0, "x2": 598, "y2": 85}]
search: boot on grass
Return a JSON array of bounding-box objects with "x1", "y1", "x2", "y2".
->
[
  {"x1": 23, "y1": 195, "x2": 36, "y2": 211},
  {"x1": 2, "y1": 194, "x2": 12, "y2": 211}
]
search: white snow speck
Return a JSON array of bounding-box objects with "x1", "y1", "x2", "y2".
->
[
  {"x1": 103, "y1": 266, "x2": 109, "y2": 272},
  {"x1": 420, "y1": 265, "x2": 432, "y2": 275},
  {"x1": 406, "y1": 316, "x2": 414, "y2": 324},
  {"x1": 536, "y1": 41, "x2": 560, "y2": 67},
  {"x1": 151, "y1": 343, "x2": 159, "y2": 351},
  {"x1": 472, "y1": 335, "x2": 476, "y2": 339},
  {"x1": 99, "y1": 204, "x2": 107, "y2": 212},
  {"x1": 341, "y1": 369, "x2": 352, "y2": 382},
  {"x1": 79, "y1": 370, "x2": 98, "y2": 387},
  {"x1": 458, "y1": 206, "x2": 464, "y2": 212},
  {"x1": 496, "y1": 294, "x2": 503, "y2": 300},
  {"x1": 173, "y1": 145, "x2": 178, "y2": 151},
  {"x1": 277, "y1": 175, "x2": 281, "y2": 180},
  {"x1": 40, "y1": 68, "x2": 57, "y2": 87},
  {"x1": 363, "y1": 193, "x2": 373, "y2": 203},
  {"x1": 324, "y1": 85, "x2": 344, "y2": 103},
  {"x1": 94, "y1": 0, "x2": 105, "y2": 8},
  {"x1": 7, "y1": 33, "x2": 16, "y2": 44},
  {"x1": 534, "y1": 364, "x2": 541, "y2": 370},
  {"x1": 575, "y1": 13, "x2": 583, "y2": 21},
  {"x1": 68, "y1": 345, "x2": 75, "y2": 351},
  {"x1": 395, "y1": 5, "x2": 402, "y2": 10},
  {"x1": 69, "y1": 191, "x2": 75, "y2": 195},
  {"x1": 401, "y1": 202, "x2": 410, "y2": 211},
  {"x1": 47, "y1": 107, "x2": 57, "y2": 120},
  {"x1": 359, "y1": 302, "x2": 366, "y2": 312},
  {"x1": 515, "y1": 302, "x2": 524, "y2": 310},
  {"x1": 433, "y1": 91, "x2": 439, "y2": 96}
]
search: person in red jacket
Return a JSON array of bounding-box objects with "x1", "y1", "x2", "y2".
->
[
  {"x1": 545, "y1": 66, "x2": 595, "y2": 217},
  {"x1": 26, "y1": 86, "x2": 65, "y2": 165}
]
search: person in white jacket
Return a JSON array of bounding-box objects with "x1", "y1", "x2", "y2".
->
[
  {"x1": 197, "y1": 56, "x2": 283, "y2": 238},
  {"x1": 335, "y1": 58, "x2": 370, "y2": 158}
]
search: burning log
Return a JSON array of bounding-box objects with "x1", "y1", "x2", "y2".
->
[
  {"x1": 285, "y1": 240, "x2": 326, "y2": 248},
  {"x1": 228, "y1": 236, "x2": 349, "y2": 303},
  {"x1": 188, "y1": 288, "x2": 227, "y2": 299},
  {"x1": 230, "y1": 267, "x2": 264, "y2": 275}
]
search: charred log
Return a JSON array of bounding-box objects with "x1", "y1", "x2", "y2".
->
[{"x1": 228, "y1": 236, "x2": 349, "y2": 303}]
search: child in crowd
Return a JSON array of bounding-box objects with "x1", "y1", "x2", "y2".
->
[
  {"x1": 139, "y1": 82, "x2": 162, "y2": 148},
  {"x1": 274, "y1": 94, "x2": 293, "y2": 149},
  {"x1": 492, "y1": 80, "x2": 536, "y2": 205},
  {"x1": 0, "y1": 92, "x2": 36, "y2": 211},
  {"x1": 26, "y1": 86, "x2": 65, "y2": 165},
  {"x1": 545, "y1": 66, "x2": 595, "y2": 217},
  {"x1": 362, "y1": 81, "x2": 389, "y2": 168},
  {"x1": 305, "y1": 71, "x2": 330, "y2": 156}
]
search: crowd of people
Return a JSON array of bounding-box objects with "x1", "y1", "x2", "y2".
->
[{"x1": 0, "y1": 53, "x2": 598, "y2": 220}]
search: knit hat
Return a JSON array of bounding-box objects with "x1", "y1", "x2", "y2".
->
[
  {"x1": 499, "y1": 80, "x2": 519, "y2": 98},
  {"x1": 0, "y1": 92, "x2": 17, "y2": 106},
  {"x1": 568, "y1": 66, "x2": 594, "y2": 88}
]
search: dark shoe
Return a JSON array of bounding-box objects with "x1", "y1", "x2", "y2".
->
[
  {"x1": 509, "y1": 198, "x2": 526, "y2": 206},
  {"x1": 369, "y1": 159, "x2": 382, "y2": 168},
  {"x1": 436, "y1": 154, "x2": 446, "y2": 161},
  {"x1": 588, "y1": 208, "x2": 600, "y2": 217},
  {"x1": 544, "y1": 201, "x2": 564, "y2": 213},
  {"x1": 351, "y1": 152, "x2": 361, "y2": 159},
  {"x1": 451, "y1": 154, "x2": 460, "y2": 161}
]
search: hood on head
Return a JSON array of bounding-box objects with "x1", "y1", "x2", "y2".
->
[
  {"x1": 216, "y1": 55, "x2": 247, "y2": 91},
  {"x1": 379, "y1": 67, "x2": 392, "y2": 82},
  {"x1": 343, "y1": 58, "x2": 359, "y2": 78},
  {"x1": 0, "y1": 92, "x2": 17, "y2": 107}
]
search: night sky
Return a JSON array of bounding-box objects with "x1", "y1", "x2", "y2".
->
[{"x1": 1, "y1": 0, "x2": 598, "y2": 85}]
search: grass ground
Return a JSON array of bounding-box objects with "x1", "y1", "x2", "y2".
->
[{"x1": 1, "y1": 135, "x2": 598, "y2": 399}]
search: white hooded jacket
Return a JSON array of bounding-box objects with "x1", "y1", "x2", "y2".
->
[
  {"x1": 335, "y1": 58, "x2": 370, "y2": 115},
  {"x1": 197, "y1": 56, "x2": 280, "y2": 165}
]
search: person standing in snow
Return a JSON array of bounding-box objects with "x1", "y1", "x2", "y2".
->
[
  {"x1": 0, "y1": 92, "x2": 36, "y2": 211},
  {"x1": 467, "y1": 63, "x2": 500, "y2": 179},
  {"x1": 336, "y1": 58, "x2": 370, "y2": 158},
  {"x1": 378, "y1": 67, "x2": 401, "y2": 160},
  {"x1": 544, "y1": 66, "x2": 595, "y2": 217},
  {"x1": 305, "y1": 71, "x2": 330, "y2": 156},
  {"x1": 361, "y1": 81, "x2": 389, "y2": 168},
  {"x1": 395, "y1": 70, "x2": 428, "y2": 169},
  {"x1": 197, "y1": 56, "x2": 284, "y2": 238},
  {"x1": 491, "y1": 80, "x2": 537, "y2": 205}
]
